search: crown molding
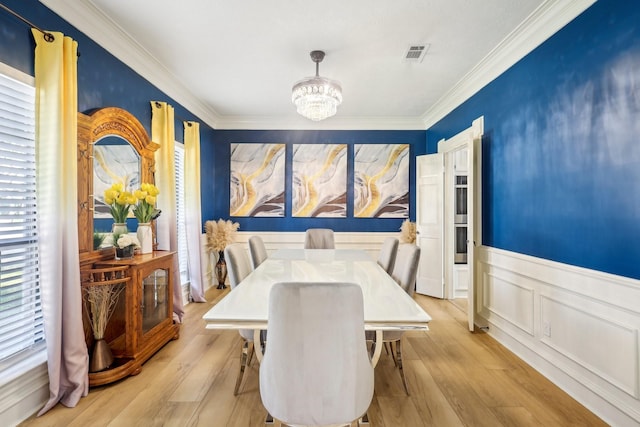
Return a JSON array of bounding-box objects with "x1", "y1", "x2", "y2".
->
[
  {"x1": 421, "y1": 0, "x2": 596, "y2": 129},
  {"x1": 39, "y1": 0, "x2": 595, "y2": 132},
  {"x1": 39, "y1": 0, "x2": 222, "y2": 129},
  {"x1": 215, "y1": 115, "x2": 427, "y2": 130}
]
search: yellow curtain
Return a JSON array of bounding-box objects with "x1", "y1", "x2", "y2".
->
[
  {"x1": 32, "y1": 29, "x2": 88, "y2": 415},
  {"x1": 184, "y1": 121, "x2": 206, "y2": 302},
  {"x1": 151, "y1": 101, "x2": 184, "y2": 321}
]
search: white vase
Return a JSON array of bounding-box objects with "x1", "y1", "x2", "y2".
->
[
  {"x1": 112, "y1": 222, "x2": 128, "y2": 235},
  {"x1": 137, "y1": 223, "x2": 153, "y2": 254}
]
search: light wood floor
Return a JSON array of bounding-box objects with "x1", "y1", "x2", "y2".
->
[{"x1": 20, "y1": 288, "x2": 606, "y2": 427}]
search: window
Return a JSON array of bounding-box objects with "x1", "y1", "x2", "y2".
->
[
  {"x1": 0, "y1": 64, "x2": 45, "y2": 380},
  {"x1": 174, "y1": 142, "x2": 189, "y2": 287}
]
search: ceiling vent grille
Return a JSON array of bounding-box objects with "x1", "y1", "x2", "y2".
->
[{"x1": 404, "y1": 44, "x2": 429, "y2": 63}]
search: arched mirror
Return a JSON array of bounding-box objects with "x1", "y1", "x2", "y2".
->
[
  {"x1": 93, "y1": 135, "x2": 140, "y2": 231},
  {"x1": 77, "y1": 107, "x2": 159, "y2": 263}
]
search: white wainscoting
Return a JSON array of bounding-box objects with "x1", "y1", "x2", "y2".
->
[
  {"x1": 477, "y1": 246, "x2": 640, "y2": 426},
  {"x1": 201, "y1": 231, "x2": 399, "y2": 292}
]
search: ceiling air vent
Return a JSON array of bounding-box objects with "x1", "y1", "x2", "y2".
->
[{"x1": 404, "y1": 44, "x2": 430, "y2": 63}]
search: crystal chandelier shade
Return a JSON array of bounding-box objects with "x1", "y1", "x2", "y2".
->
[{"x1": 292, "y1": 51, "x2": 342, "y2": 121}]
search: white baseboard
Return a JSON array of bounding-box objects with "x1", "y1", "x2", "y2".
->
[
  {"x1": 477, "y1": 246, "x2": 640, "y2": 426},
  {"x1": 0, "y1": 362, "x2": 49, "y2": 426}
]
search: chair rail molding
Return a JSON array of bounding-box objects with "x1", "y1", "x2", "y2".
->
[{"x1": 476, "y1": 245, "x2": 640, "y2": 427}]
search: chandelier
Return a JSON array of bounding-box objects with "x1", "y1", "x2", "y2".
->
[{"x1": 292, "y1": 50, "x2": 342, "y2": 121}]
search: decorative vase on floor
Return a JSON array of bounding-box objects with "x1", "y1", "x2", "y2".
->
[
  {"x1": 137, "y1": 222, "x2": 153, "y2": 254},
  {"x1": 90, "y1": 338, "x2": 114, "y2": 372},
  {"x1": 216, "y1": 250, "x2": 227, "y2": 289}
]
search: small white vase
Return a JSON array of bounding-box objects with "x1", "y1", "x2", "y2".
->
[
  {"x1": 112, "y1": 222, "x2": 128, "y2": 235},
  {"x1": 137, "y1": 223, "x2": 153, "y2": 254}
]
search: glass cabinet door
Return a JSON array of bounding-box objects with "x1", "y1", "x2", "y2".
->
[{"x1": 141, "y1": 268, "x2": 169, "y2": 334}]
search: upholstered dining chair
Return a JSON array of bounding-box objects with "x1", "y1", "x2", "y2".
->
[
  {"x1": 304, "y1": 228, "x2": 335, "y2": 249},
  {"x1": 248, "y1": 235, "x2": 268, "y2": 270},
  {"x1": 373, "y1": 243, "x2": 421, "y2": 395},
  {"x1": 260, "y1": 282, "x2": 374, "y2": 427},
  {"x1": 224, "y1": 243, "x2": 256, "y2": 395},
  {"x1": 377, "y1": 237, "x2": 399, "y2": 274}
]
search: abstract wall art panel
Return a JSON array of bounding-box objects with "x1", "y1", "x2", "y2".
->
[
  {"x1": 292, "y1": 144, "x2": 347, "y2": 217},
  {"x1": 354, "y1": 144, "x2": 409, "y2": 218},
  {"x1": 230, "y1": 143, "x2": 285, "y2": 217}
]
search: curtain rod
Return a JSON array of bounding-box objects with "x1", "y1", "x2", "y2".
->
[
  {"x1": 0, "y1": 3, "x2": 55, "y2": 42},
  {"x1": 154, "y1": 101, "x2": 194, "y2": 126}
]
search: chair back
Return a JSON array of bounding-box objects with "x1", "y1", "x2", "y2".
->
[
  {"x1": 260, "y1": 282, "x2": 374, "y2": 426},
  {"x1": 224, "y1": 243, "x2": 252, "y2": 288},
  {"x1": 304, "y1": 228, "x2": 335, "y2": 249},
  {"x1": 377, "y1": 237, "x2": 399, "y2": 274},
  {"x1": 391, "y1": 244, "x2": 421, "y2": 297},
  {"x1": 248, "y1": 236, "x2": 268, "y2": 269}
]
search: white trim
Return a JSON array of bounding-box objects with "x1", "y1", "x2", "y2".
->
[
  {"x1": 0, "y1": 360, "x2": 48, "y2": 426},
  {"x1": 40, "y1": 0, "x2": 594, "y2": 131},
  {"x1": 421, "y1": 0, "x2": 596, "y2": 129},
  {"x1": 39, "y1": 0, "x2": 222, "y2": 129},
  {"x1": 477, "y1": 245, "x2": 640, "y2": 426},
  {"x1": 0, "y1": 62, "x2": 34, "y2": 85}
]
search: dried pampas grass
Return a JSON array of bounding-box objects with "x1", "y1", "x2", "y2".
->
[
  {"x1": 399, "y1": 219, "x2": 416, "y2": 243},
  {"x1": 205, "y1": 219, "x2": 240, "y2": 253}
]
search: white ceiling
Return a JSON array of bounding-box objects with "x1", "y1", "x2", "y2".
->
[{"x1": 40, "y1": 0, "x2": 593, "y2": 130}]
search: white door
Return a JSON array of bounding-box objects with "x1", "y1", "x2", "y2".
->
[
  {"x1": 415, "y1": 153, "x2": 444, "y2": 298},
  {"x1": 467, "y1": 134, "x2": 481, "y2": 331}
]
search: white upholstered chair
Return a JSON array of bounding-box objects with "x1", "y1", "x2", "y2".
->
[
  {"x1": 373, "y1": 243, "x2": 421, "y2": 395},
  {"x1": 377, "y1": 237, "x2": 399, "y2": 274},
  {"x1": 260, "y1": 282, "x2": 374, "y2": 427},
  {"x1": 248, "y1": 235, "x2": 268, "y2": 270},
  {"x1": 224, "y1": 243, "x2": 256, "y2": 395},
  {"x1": 304, "y1": 228, "x2": 335, "y2": 249}
]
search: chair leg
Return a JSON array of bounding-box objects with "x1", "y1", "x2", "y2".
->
[
  {"x1": 388, "y1": 341, "x2": 398, "y2": 367},
  {"x1": 234, "y1": 339, "x2": 251, "y2": 395},
  {"x1": 247, "y1": 341, "x2": 255, "y2": 367},
  {"x1": 384, "y1": 341, "x2": 391, "y2": 355},
  {"x1": 395, "y1": 339, "x2": 409, "y2": 395}
]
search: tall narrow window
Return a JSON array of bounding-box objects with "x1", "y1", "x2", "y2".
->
[
  {"x1": 174, "y1": 142, "x2": 189, "y2": 288},
  {"x1": 0, "y1": 66, "x2": 44, "y2": 377}
]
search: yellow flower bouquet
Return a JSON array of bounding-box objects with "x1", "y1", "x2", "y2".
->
[
  {"x1": 132, "y1": 182, "x2": 161, "y2": 223},
  {"x1": 104, "y1": 183, "x2": 136, "y2": 223}
]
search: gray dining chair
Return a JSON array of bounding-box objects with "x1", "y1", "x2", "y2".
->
[
  {"x1": 304, "y1": 228, "x2": 335, "y2": 249},
  {"x1": 224, "y1": 243, "x2": 256, "y2": 395},
  {"x1": 377, "y1": 237, "x2": 399, "y2": 274},
  {"x1": 372, "y1": 243, "x2": 421, "y2": 395},
  {"x1": 260, "y1": 282, "x2": 374, "y2": 426},
  {"x1": 248, "y1": 235, "x2": 268, "y2": 270}
]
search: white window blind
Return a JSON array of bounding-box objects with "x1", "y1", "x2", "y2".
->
[
  {"x1": 0, "y1": 70, "x2": 44, "y2": 367},
  {"x1": 174, "y1": 142, "x2": 189, "y2": 285}
]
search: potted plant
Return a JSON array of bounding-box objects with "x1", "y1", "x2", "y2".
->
[
  {"x1": 205, "y1": 219, "x2": 240, "y2": 289},
  {"x1": 114, "y1": 233, "x2": 140, "y2": 260},
  {"x1": 104, "y1": 182, "x2": 136, "y2": 235}
]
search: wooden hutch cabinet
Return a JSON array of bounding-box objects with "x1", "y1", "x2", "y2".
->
[
  {"x1": 90, "y1": 251, "x2": 178, "y2": 386},
  {"x1": 77, "y1": 107, "x2": 179, "y2": 386}
]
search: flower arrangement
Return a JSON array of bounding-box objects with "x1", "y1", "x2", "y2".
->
[
  {"x1": 104, "y1": 183, "x2": 136, "y2": 223},
  {"x1": 132, "y1": 182, "x2": 161, "y2": 223},
  {"x1": 205, "y1": 219, "x2": 240, "y2": 253},
  {"x1": 115, "y1": 233, "x2": 140, "y2": 250},
  {"x1": 113, "y1": 232, "x2": 140, "y2": 260},
  {"x1": 400, "y1": 219, "x2": 417, "y2": 244}
]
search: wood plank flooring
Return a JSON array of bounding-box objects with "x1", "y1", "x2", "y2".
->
[{"x1": 20, "y1": 288, "x2": 606, "y2": 426}]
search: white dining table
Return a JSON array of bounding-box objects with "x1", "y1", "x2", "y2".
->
[{"x1": 202, "y1": 248, "x2": 431, "y2": 364}]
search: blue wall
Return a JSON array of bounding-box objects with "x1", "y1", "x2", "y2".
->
[
  {"x1": 428, "y1": 0, "x2": 640, "y2": 280},
  {"x1": 204, "y1": 130, "x2": 427, "y2": 232}
]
